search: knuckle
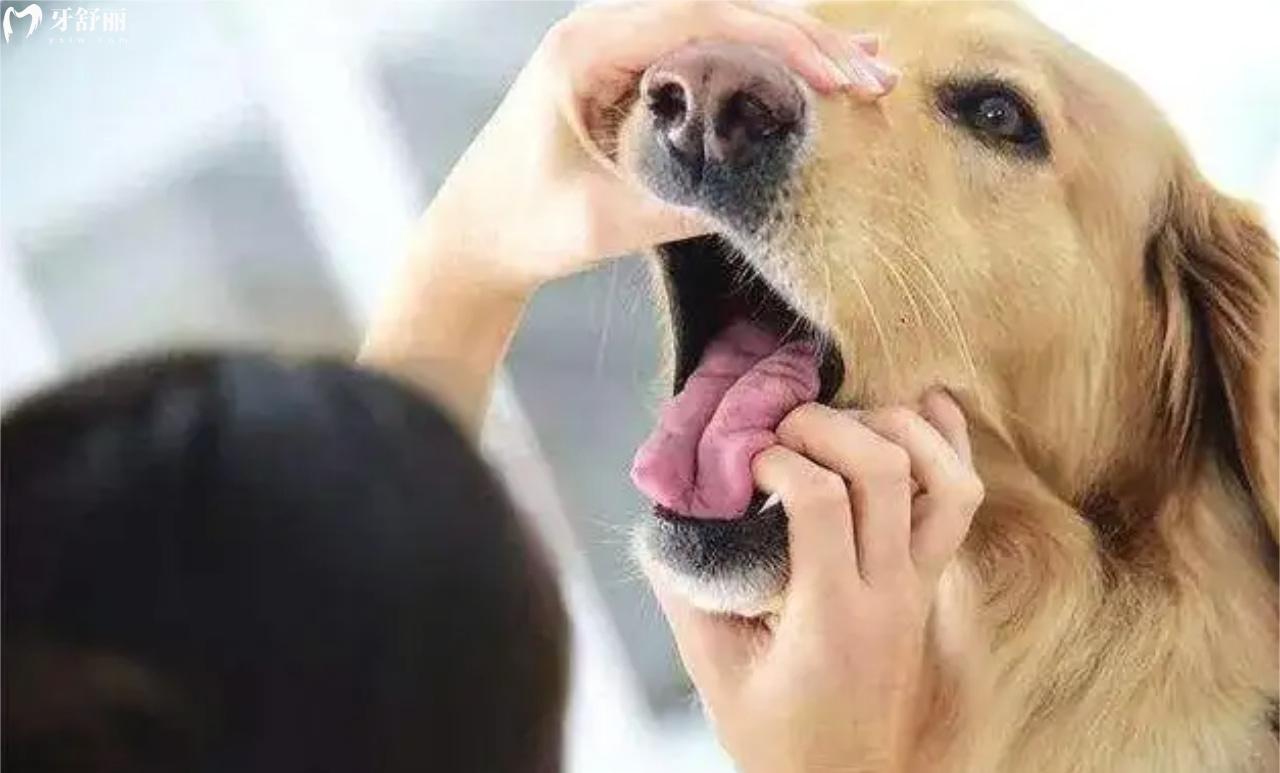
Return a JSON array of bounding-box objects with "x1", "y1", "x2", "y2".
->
[
  {"x1": 849, "y1": 440, "x2": 911, "y2": 494},
  {"x1": 751, "y1": 444, "x2": 786, "y2": 470},
  {"x1": 875, "y1": 406, "x2": 922, "y2": 440},
  {"x1": 815, "y1": 26, "x2": 847, "y2": 51},
  {"x1": 683, "y1": 0, "x2": 726, "y2": 25},
  {"x1": 879, "y1": 440, "x2": 913, "y2": 475},
  {"x1": 769, "y1": 29, "x2": 817, "y2": 67},
  {"x1": 813, "y1": 32, "x2": 848, "y2": 63},
  {"x1": 795, "y1": 471, "x2": 848, "y2": 512},
  {"x1": 771, "y1": 21, "x2": 809, "y2": 47},
  {"x1": 960, "y1": 475, "x2": 986, "y2": 509},
  {"x1": 540, "y1": 17, "x2": 577, "y2": 61},
  {"x1": 873, "y1": 567, "x2": 921, "y2": 600},
  {"x1": 939, "y1": 470, "x2": 984, "y2": 511},
  {"x1": 777, "y1": 402, "x2": 827, "y2": 443},
  {"x1": 866, "y1": 443, "x2": 912, "y2": 485}
]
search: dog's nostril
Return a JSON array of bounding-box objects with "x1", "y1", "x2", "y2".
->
[
  {"x1": 647, "y1": 77, "x2": 705, "y2": 172},
  {"x1": 642, "y1": 42, "x2": 804, "y2": 188},
  {"x1": 718, "y1": 91, "x2": 786, "y2": 142},
  {"x1": 709, "y1": 90, "x2": 796, "y2": 165},
  {"x1": 648, "y1": 81, "x2": 689, "y2": 130}
]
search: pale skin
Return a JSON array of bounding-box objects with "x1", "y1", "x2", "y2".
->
[{"x1": 360, "y1": 3, "x2": 983, "y2": 772}]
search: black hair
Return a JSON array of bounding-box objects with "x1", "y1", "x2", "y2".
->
[{"x1": 2, "y1": 352, "x2": 568, "y2": 773}]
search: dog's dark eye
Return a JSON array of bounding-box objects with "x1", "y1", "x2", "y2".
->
[
  {"x1": 970, "y1": 95, "x2": 1024, "y2": 137},
  {"x1": 938, "y1": 81, "x2": 1048, "y2": 160}
]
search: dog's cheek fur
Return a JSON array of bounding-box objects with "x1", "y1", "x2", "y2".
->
[{"x1": 1147, "y1": 171, "x2": 1280, "y2": 566}]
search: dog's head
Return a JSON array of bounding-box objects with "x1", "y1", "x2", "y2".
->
[{"x1": 618, "y1": 2, "x2": 1278, "y2": 615}]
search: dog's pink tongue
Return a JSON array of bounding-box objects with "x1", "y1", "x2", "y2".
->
[{"x1": 631, "y1": 320, "x2": 819, "y2": 518}]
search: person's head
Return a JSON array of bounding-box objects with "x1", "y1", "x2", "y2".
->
[{"x1": 2, "y1": 352, "x2": 568, "y2": 773}]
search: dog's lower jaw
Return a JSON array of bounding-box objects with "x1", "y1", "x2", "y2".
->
[{"x1": 632, "y1": 525, "x2": 784, "y2": 617}]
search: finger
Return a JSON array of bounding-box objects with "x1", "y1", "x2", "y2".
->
[
  {"x1": 705, "y1": 2, "x2": 856, "y2": 94},
  {"x1": 856, "y1": 406, "x2": 971, "y2": 514},
  {"x1": 740, "y1": 1, "x2": 897, "y2": 97},
  {"x1": 859, "y1": 403, "x2": 983, "y2": 577},
  {"x1": 732, "y1": 0, "x2": 880, "y2": 56},
  {"x1": 909, "y1": 476, "x2": 983, "y2": 579},
  {"x1": 851, "y1": 32, "x2": 881, "y2": 56},
  {"x1": 648, "y1": 573, "x2": 760, "y2": 703},
  {"x1": 586, "y1": 175, "x2": 713, "y2": 258},
  {"x1": 751, "y1": 445, "x2": 858, "y2": 588},
  {"x1": 919, "y1": 387, "x2": 973, "y2": 468},
  {"x1": 775, "y1": 404, "x2": 913, "y2": 584},
  {"x1": 624, "y1": 188, "x2": 713, "y2": 244},
  {"x1": 546, "y1": 5, "x2": 823, "y2": 170},
  {"x1": 548, "y1": 1, "x2": 893, "y2": 173},
  {"x1": 551, "y1": 2, "x2": 831, "y2": 92}
]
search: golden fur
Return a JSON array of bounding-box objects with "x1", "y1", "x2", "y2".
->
[{"x1": 622, "y1": 2, "x2": 1279, "y2": 770}]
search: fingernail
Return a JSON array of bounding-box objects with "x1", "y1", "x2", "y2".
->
[
  {"x1": 864, "y1": 57, "x2": 901, "y2": 91},
  {"x1": 822, "y1": 56, "x2": 852, "y2": 90},
  {"x1": 850, "y1": 33, "x2": 880, "y2": 56},
  {"x1": 920, "y1": 385, "x2": 960, "y2": 414},
  {"x1": 928, "y1": 384, "x2": 955, "y2": 400},
  {"x1": 834, "y1": 54, "x2": 885, "y2": 95},
  {"x1": 846, "y1": 58, "x2": 886, "y2": 96}
]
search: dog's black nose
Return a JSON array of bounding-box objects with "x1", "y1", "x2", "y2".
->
[{"x1": 643, "y1": 42, "x2": 805, "y2": 179}]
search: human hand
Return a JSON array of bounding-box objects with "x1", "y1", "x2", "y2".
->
[
  {"x1": 363, "y1": 2, "x2": 897, "y2": 433},
  {"x1": 651, "y1": 389, "x2": 982, "y2": 773},
  {"x1": 418, "y1": 0, "x2": 898, "y2": 294}
]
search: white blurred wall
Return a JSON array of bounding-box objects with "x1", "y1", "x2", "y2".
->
[{"x1": 1028, "y1": 0, "x2": 1280, "y2": 215}]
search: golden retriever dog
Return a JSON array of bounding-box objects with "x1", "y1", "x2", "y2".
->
[{"x1": 615, "y1": 2, "x2": 1279, "y2": 770}]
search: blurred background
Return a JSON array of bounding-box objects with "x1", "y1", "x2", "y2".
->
[{"x1": 2, "y1": 1, "x2": 1277, "y2": 770}]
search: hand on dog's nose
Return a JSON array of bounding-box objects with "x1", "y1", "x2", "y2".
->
[
  {"x1": 409, "y1": 0, "x2": 897, "y2": 292},
  {"x1": 642, "y1": 34, "x2": 895, "y2": 173},
  {"x1": 370, "y1": 1, "x2": 896, "y2": 432},
  {"x1": 650, "y1": 389, "x2": 981, "y2": 773}
]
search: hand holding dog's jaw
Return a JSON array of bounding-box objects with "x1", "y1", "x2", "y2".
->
[{"x1": 651, "y1": 392, "x2": 982, "y2": 773}]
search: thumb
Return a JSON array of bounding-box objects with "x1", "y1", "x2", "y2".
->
[
  {"x1": 629, "y1": 190, "x2": 710, "y2": 243},
  {"x1": 583, "y1": 181, "x2": 712, "y2": 262},
  {"x1": 649, "y1": 573, "x2": 762, "y2": 704}
]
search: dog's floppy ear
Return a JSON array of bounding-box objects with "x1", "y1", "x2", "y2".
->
[{"x1": 1148, "y1": 168, "x2": 1278, "y2": 552}]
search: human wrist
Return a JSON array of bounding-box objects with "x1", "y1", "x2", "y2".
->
[
  {"x1": 411, "y1": 199, "x2": 542, "y2": 305},
  {"x1": 360, "y1": 213, "x2": 536, "y2": 434}
]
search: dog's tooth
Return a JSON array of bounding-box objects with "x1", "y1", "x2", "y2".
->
[{"x1": 761, "y1": 492, "x2": 783, "y2": 512}]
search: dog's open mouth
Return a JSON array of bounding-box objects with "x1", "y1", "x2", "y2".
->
[{"x1": 631, "y1": 235, "x2": 844, "y2": 524}]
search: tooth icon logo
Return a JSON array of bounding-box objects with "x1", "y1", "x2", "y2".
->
[{"x1": 3, "y1": 4, "x2": 43, "y2": 43}]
